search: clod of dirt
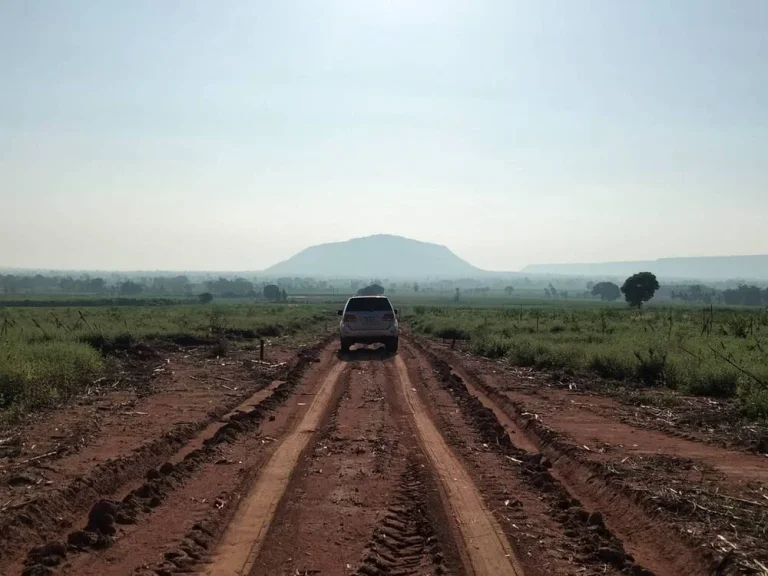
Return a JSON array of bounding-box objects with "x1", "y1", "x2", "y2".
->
[
  {"x1": 115, "y1": 509, "x2": 137, "y2": 525},
  {"x1": 596, "y1": 546, "x2": 628, "y2": 564},
  {"x1": 587, "y1": 511, "x2": 605, "y2": 527},
  {"x1": 67, "y1": 529, "x2": 111, "y2": 550},
  {"x1": 146, "y1": 468, "x2": 162, "y2": 480},
  {"x1": 26, "y1": 541, "x2": 67, "y2": 567},
  {"x1": 159, "y1": 462, "x2": 175, "y2": 475},
  {"x1": 87, "y1": 500, "x2": 119, "y2": 534},
  {"x1": 8, "y1": 474, "x2": 37, "y2": 487}
]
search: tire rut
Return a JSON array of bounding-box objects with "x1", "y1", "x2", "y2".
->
[
  {"x1": 410, "y1": 337, "x2": 713, "y2": 576},
  {"x1": 355, "y1": 459, "x2": 449, "y2": 576},
  {"x1": 19, "y1": 337, "x2": 333, "y2": 576}
]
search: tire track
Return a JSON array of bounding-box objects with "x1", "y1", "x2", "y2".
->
[
  {"x1": 414, "y1": 337, "x2": 707, "y2": 576},
  {"x1": 393, "y1": 354, "x2": 525, "y2": 576},
  {"x1": 355, "y1": 459, "x2": 449, "y2": 576},
  {"x1": 202, "y1": 359, "x2": 347, "y2": 576}
]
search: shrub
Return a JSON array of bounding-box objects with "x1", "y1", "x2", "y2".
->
[
  {"x1": 588, "y1": 353, "x2": 635, "y2": 380},
  {"x1": 0, "y1": 341, "x2": 104, "y2": 411},
  {"x1": 634, "y1": 347, "x2": 669, "y2": 387}
]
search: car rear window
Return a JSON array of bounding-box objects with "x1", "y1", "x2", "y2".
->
[{"x1": 345, "y1": 297, "x2": 393, "y2": 312}]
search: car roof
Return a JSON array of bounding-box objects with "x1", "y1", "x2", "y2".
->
[{"x1": 349, "y1": 295, "x2": 388, "y2": 298}]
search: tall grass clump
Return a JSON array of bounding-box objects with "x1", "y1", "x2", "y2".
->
[{"x1": 0, "y1": 340, "x2": 104, "y2": 413}]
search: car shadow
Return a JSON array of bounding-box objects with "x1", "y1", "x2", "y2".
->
[{"x1": 336, "y1": 344, "x2": 395, "y2": 362}]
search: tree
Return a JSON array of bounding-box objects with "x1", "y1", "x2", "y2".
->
[
  {"x1": 454, "y1": 287, "x2": 461, "y2": 302},
  {"x1": 357, "y1": 284, "x2": 385, "y2": 296},
  {"x1": 119, "y1": 280, "x2": 143, "y2": 296},
  {"x1": 280, "y1": 289, "x2": 288, "y2": 301},
  {"x1": 591, "y1": 282, "x2": 620, "y2": 302},
  {"x1": 504, "y1": 286, "x2": 515, "y2": 297},
  {"x1": 621, "y1": 272, "x2": 659, "y2": 308},
  {"x1": 413, "y1": 283, "x2": 420, "y2": 293},
  {"x1": 263, "y1": 284, "x2": 281, "y2": 301},
  {"x1": 198, "y1": 292, "x2": 214, "y2": 304},
  {"x1": 722, "y1": 284, "x2": 764, "y2": 307},
  {"x1": 586, "y1": 281, "x2": 595, "y2": 290},
  {"x1": 548, "y1": 283, "x2": 559, "y2": 298}
]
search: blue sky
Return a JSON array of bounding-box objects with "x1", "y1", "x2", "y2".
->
[{"x1": 1, "y1": 0, "x2": 766, "y2": 271}]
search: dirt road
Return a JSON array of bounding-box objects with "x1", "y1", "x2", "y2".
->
[{"x1": 3, "y1": 333, "x2": 766, "y2": 575}]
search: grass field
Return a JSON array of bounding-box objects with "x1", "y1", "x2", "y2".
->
[
  {"x1": 407, "y1": 304, "x2": 768, "y2": 416},
  {"x1": 4, "y1": 293, "x2": 768, "y2": 420},
  {"x1": 0, "y1": 303, "x2": 331, "y2": 415}
]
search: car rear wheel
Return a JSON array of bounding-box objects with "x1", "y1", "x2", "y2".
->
[
  {"x1": 386, "y1": 337, "x2": 399, "y2": 354},
  {"x1": 340, "y1": 339, "x2": 351, "y2": 353}
]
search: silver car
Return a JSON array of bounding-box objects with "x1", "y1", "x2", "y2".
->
[{"x1": 338, "y1": 296, "x2": 399, "y2": 353}]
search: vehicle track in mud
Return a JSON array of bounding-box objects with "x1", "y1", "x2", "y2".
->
[
  {"x1": 11, "y1": 338, "x2": 333, "y2": 576},
  {"x1": 416, "y1": 336, "x2": 768, "y2": 575}
]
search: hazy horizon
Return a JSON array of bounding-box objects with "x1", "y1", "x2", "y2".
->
[{"x1": 2, "y1": 1, "x2": 767, "y2": 272}]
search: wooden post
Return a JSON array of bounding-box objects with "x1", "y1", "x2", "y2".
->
[{"x1": 260, "y1": 339, "x2": 265, "y2": 361}]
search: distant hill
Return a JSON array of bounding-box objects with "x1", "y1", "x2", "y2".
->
[
  {"x1": 263, "y1": 235, "x2": 484, "y2": 278},
  {"x1": 522, "y1": 255, "x2": 768, "y2": 281}
]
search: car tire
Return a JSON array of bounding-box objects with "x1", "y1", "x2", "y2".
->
[
  {"x1": 340, "y1": 339, "x2": 351, "y2": 353},
  {"x1": 386, "y1": 337, "x2": 399, "y2": 354}
]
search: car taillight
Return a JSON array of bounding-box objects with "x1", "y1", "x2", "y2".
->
[
  {"x1": 382, "y1": 314, "x2": 394, "y2": 321},
  {"x1": 343, "y1": 314, "x2": 357, "y2": 323}
]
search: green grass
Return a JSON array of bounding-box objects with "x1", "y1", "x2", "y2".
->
[
  {"x1": 408, "y1": 305, "x2": 768, "y2": 416},
  {"x1": 0, "y1": 302, "x2": 333, "y2": 415}
]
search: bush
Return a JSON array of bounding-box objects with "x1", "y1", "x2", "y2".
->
[
  {"x1": 739, "y1": 384, "x2": 768, "y2": 418},
  {"x1": 588, "y1": 353, "x2": 635, "y2": 380},
  {"x1": 633, "y1": 348, "x2": 669, "y2": 387},
  {"x1": 472, "y1": 336, "x2": 513, "y2": 359},
  {"x1": 0, "y1": 341, "x2": 104, "y2": 411},
  {"x1": 434, "y1": 326, "x2": 471, "y2": 340},
  {"x1": 684, "y1": 371, "x2": 739, "y2": 398}
]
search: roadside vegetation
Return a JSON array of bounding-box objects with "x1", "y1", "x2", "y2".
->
[
  {"x1": 0, "y1": 303, "x2": 330, "y2": 416},
  {"x1": 409, "y1": 305, "x2": 768, "y2": 416}
]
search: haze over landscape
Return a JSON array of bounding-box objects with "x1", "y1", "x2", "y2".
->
[
  {"x1": 3, "y1": 5, "x2": 768, "y2": 572},
  {"x1": 2, "y1": 1, "x2": 767, "y2": 274}
]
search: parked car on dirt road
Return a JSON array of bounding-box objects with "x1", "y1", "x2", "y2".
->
[{"x1": 338, "y1": 295, "x2": 399, "y2": 353}]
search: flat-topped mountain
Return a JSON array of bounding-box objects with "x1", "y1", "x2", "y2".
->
[{"x1": 264, "y1": 235, "x2": 483, "y2": 278}]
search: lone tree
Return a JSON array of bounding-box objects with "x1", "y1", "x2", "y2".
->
[
  {"x1": 591, "y1": 282, "x2": 620, "y2": 302},
  {"x1": 263, "y1": 284, "x2": 281, "y2": 301},
  {"x1": 504, "y1": 286, "x2": 515, "y2": 297},
  {"x1": 198, "y1": 292, "x2": 214, "y2": 304},
  {"x1": 621, "y1": 272, "x2": 659, "y2": 308}
]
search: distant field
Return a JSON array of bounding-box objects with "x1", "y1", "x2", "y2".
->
[
  {"x1": 408, "y1": 304, "x2": 768, "y2": 416},
  {"x1": 0, "y1": 303, "x2": 331, "y2": 416}
]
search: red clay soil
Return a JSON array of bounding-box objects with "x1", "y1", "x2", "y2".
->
[
  {"x1": 5, "y1": 330, "x2": 767, "y2": 576},
  {"x1": 0, "y1": 338, "x2": 311, "y2": 574},
  {"x1": 421, "y1": 337, "x2": 768, "y2": 575}
]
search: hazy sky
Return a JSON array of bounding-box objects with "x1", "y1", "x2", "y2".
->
[{"x1": 1, "y1": 1, "x2": 766, "y2": 272}]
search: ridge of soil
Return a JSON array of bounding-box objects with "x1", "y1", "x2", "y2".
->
[
  {"x1": 419, "y1": 337, "x2": 768, "y2": 575},
  {"x1": 8, "y1": 336, "x2": 332, "y2": 576}
]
